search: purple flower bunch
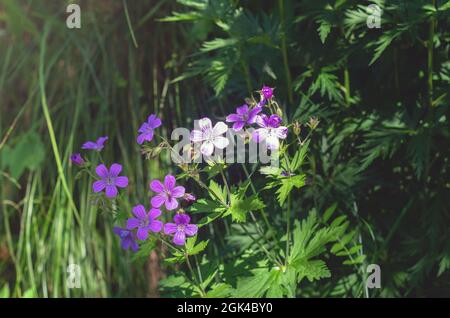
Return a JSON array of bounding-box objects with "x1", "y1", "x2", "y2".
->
[
  {"x1": 115, "y1": 174, "x2": 198, "y2": 250},
  {"x1": 71, "y1": 134, "x2": 129, "y2": 199}
]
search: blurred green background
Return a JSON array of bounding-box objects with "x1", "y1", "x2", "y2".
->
[{"x1": 0, "y1": 0, "x2": 449, "y2": 297}]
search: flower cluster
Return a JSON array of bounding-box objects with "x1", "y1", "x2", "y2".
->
[
  {"x1": 115, "y1": 174, "x2": 198, "y2": 250},
  {"x1": 187, "y1": 85, "x2": 287, "y2": 158}
]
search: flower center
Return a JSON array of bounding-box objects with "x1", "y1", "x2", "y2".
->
[
  {"x1": 139, "y1": 219, "x2": 149, "y2": 227},
  {"x1": 177, "y1": 224, "x2": 185, "y2": 232},
  {"x1": 105, "y1": 176, "x2": 115, "y2": 185}
]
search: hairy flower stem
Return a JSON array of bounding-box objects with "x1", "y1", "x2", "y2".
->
[
  {"x1": 285, "y1": 193, "x2": 291, "y2": 265},
  {"x1": 242, "y1": 165, "x2": 277, "y2": 240},
  {"x1": 185, "y1": 253, "x2": 205, "y2": 296}
]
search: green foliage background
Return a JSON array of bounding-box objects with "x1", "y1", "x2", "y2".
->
[{"x1": 0, "y1": 0, "x2": 449, "y2": 297}]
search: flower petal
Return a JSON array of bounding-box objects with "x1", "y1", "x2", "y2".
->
[
  {"x1": 115, "y1": 176, "x2": 128, "y2": 188},
  {"x1": 171, "y1": 186, "x2": 185, "y2": 198},
  {"x1": 132, "y1": 204, "x2": 147, "y2": 219},
  {"x1": 95, "y1": 164, "x2": 109, "y2": 178},
  {"x1": 151, "y1": 194, "x2": 165, "y2": 208},
  {"x1": 109, "y1": 163, "x2": 122, "y2": 177},
  {"x1": 138, "y1": 122, "x2": 150, "y2": 133},
  {"x1": 150, "y1": 179, "x2": 164, "y2": 193},
  {"x1": 226, "y1": 114, "x2": 241, "y2": 123},
  {"x1": 200, "y1": 141, "x2": 214, "y2": 156},
  {"x1": 126, "y1": 218, "x2": 140, "y2": 229},
  {"x1": 252, "y1": 128, "x2": 268, "y2": 143},
  {"x1": 82, "y1": 141, "x2": 98, "y2": 150},
  {"x1": 136, "y1": 227, "x2": 149, "y2": 240},
  {"x1": 265, "y1": 135, "x2": 280, "y2": 150},
  {"x1": 149, "y1": 220, "x2": 163, "y2": 233},
  {"x1": 148, "y1": 208, "x2": 161, "y2": 220},
  {"x1": 96, "y1": 136, "x2": 108, "y2": 147},
  {"x1": 130, "y1": 240, "x2": 139, "y2": 252},
  {"x1": 137, "y1": 132, "x2": 149, "y2": 144},
  {"x1": 173, "y1": 231, "x2": 186, "y2": 246},
  {"x1": 164, "y1": 223, "x2": 177, "y2": 235},
  {"x1": 165, "y1": 197, "x2": 179, "y2": 211},
  {"x1": 148, "y1": 115, "x2": 162, "y2": 128},
  {"x1": 105, "y1": 185, "x2": 118, "y2": 198},
  {"x1": 164, "y1": 175, "x2": 176, "y2": 191},
  {"x1": 275, "y1": 126, "x2": 288, "y2": 139},
  {"x1": 198, "y1": 117, "x2": 212, "y2": 132},
  {"x1": 247, "y1": 106, "x2": 262, "y2": 124},
  {"x1": 256, "y1": 114, "x2": 268, "y2": 128},
  {"x1": 185, "y1": 224, "x2": 198, "y2": 236},
  {"x1": 213, "y1": 136, "x2": 229, "y2": 149},
  {"x1": 236, "y1": 104, "x2": 249, "y2": 115},
  {"x1": 232, "y1": 121, "x2": 245, "y2": 131},
  {"x1": 212, "y1": 121, "x2": 228, "y2": 137},
  {"x1": 174, "y1": 213, "x2": 190, "y2": 225},
  {"x1": 190, "y1": 130, "x2": 204, "y2": 142},
  {"x1": 92, "y1": 180, "x2": 106, "y2": 192},
  {"x1": 121, "y1": 237, "x2": 132, "y2": 250}
]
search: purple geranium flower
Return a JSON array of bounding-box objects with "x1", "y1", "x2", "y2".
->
[
  {"x1": 126, "y1": 205, "x2": 163, "y2": 240},
  {"x1": 226, "y1": 104, "x2": 262, "y2": 131},
  {"x1": 93, "y1": 163, "x2": 129, "y2": 198},
  {"x1": 82, "y1": 136, "x2": 108, "y2": 151},
  {"x1": 190, "y1": 118, "x2": 229, "y2": 156},
  {"x1": 70, "y1": 153, "x2": 85, "y2": 166},
  {"x1": 164, "y1": 213, "x2": 198, "y2": 246},
  {"x1": 150, "y1": 175, "x2": 185, "y2": 210},
  {"x1": 252, "y1": 114, "x2": 288, "y2": 150},
  {"x1": 137, "y1": 114, "x2": 162, "y2": 145},
  {"x1": 113, "y1": 226, "x2": 138, "y2": 252},
  {"x1": 261, "y1": 85, "x2": 274, "y2": 100}
]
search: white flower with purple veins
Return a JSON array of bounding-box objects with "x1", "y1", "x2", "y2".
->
[
  {"x1": 252, "y1": 114, "x2": 288, "y2": 150},
  {"x1": 190, "y1": 118, "x2": 229, "y2": 156}
]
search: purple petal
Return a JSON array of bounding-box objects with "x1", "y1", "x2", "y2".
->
[
  {"x1": 151, "y1": 194, "x2": 165, "y2": 208},
  {"x1": 105, "y1": 185, "x2": 118, "y2": 198},
  {"x1": 95, "y1": 164, "x2": 109, "y2": 178},
  {"x1": 93, "y1": 180, "x2": 106, "y2": 193},
  {"x1": 173, "y1": 231, "x2": 186, "y2": 246},
  {"x1": 232, "y1": 121, "x2": 245, "y2": 131},
  {"x1": 164, "y1": 223, "x2": 177, "y2": 235},
  {"x1": 130, "y1": 240, "x2": 139, "y2": 252},
  {"x1": 149, "y1": 220, "x2": 163, "y2": 233},
  {"x1": 115, "y1": 176, "x2": 128, "y2": 188},
  {"x1": 256, "y1": 114, "x2": 268, "y2": 128},
  {"x1": 138, "y1": 122, "x2": 150, "y2": 133},
  {"x1": 164, "y1": 175, "x2": 176, "y2": 191},
  {"x1": 268, "y1": 114, "x2": 282, "y2": 128},
  {"x1": 236, "y1": 104, "x2": 249, "y2": 115},
  {"x1": 82, "y1": 141, "x2": 98, "y2": 150},
  {"x1": 174, "y1": 213, "x2": 190, "y2": 225},
  {"x1": 148, "y1": 115, "x2": 162, "y2": 129},
  {"x1": 136, "y1": 227, "x2": 149, "y2": 240},
  {"x1": 150, "y1": 179, "x2": 164, "y2": 193},
  {"x1": 113, "y1": 226, "x2": 123, "y2": 236},
  {"x1": 185, "y1": 224, "x2": 198, "y2": 236},
  {"x1": 132, "y1": 204, "x2": 147, "y2": 219},
  {"x1": 247, "y1": 106, "x2": 262, "y2": 124},
  {"x1": 137, "y1": 133, "x2": 147, "y2": 145},
  {"x1": 148, "y1": 208, "x2": 161, "y2": 220},
  {"x1": 226, "y1": 114, "x2": 241, "y2": 123},
  {"x1": 165, "y1": 197, "x2": 179, "y2": 211},
  {"x1": 96, "y1": 136, "x2": 108, "y2": 147},
  {"x1": 109, "y1": 163, "x2": 122, "y2": 177},
  {"x1": 121, "y1": 237, "x2": 132, "y2": 250},
  {"x1": 171, "y1": 186, "x2": 185, "y2": 198},
  {"x1": 126, "y1": 218, "x2": 140, "y2": 229}
]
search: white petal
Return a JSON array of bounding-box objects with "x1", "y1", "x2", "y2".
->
[
  {"x1": 213, "y1": 136, "x2": 229, "y2": 149},
  {"x1": 200, "y1": 141, "x2": 214, "y2": 156},
  {"x1": 190, "y1": 130, "x2": 204, "y2": 142},
  {"x1": 266, "y1": 135, "x2": 280, "y2": 150},
  {"x1": 212, "y1": 121, "x2": 228, "y2": 137},
  {"x1": 275, "y1": 126, "x2": 288, "y2": 139},
  {"x1": 198, "y1": 118, "x2": 212, "y2": 132}
]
